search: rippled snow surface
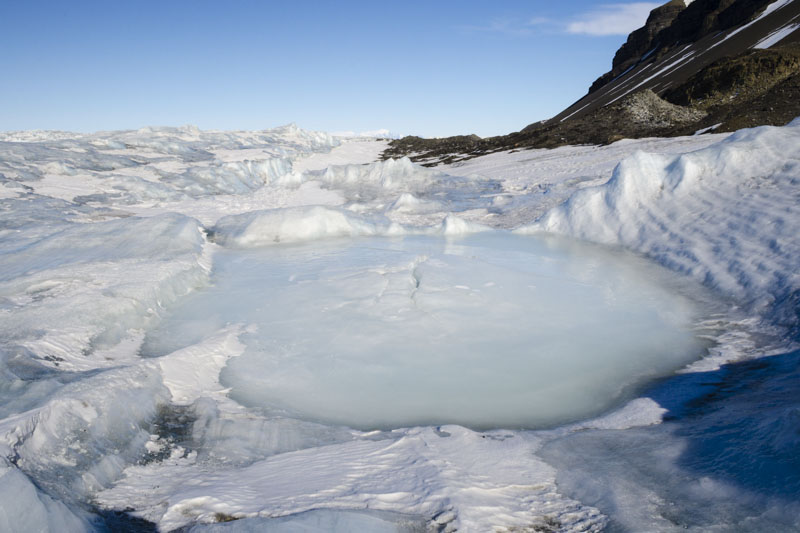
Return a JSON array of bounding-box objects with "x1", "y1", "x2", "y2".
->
[{"x1": 144, "y1": 232, "x2": 705, "y2": 430}]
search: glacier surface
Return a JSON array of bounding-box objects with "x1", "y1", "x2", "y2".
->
[{"x1": 0, "y1": 121, "x2": 798, "y2": 532}]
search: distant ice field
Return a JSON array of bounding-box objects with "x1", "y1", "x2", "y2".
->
[{"x1": 144, "y1": 232, "x2": 708, "y2": 430}]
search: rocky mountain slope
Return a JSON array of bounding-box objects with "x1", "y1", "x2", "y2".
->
[
  {"x1": 558, "y1": 0, "x2": 800, "y2": 122},
  {"x1": 384, "y1": 0, "x2": 800, "y2": 164}
]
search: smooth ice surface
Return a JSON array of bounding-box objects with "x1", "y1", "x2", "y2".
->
[{"x1": 145, "y1": 233, "x2": 705, "y2": 430}]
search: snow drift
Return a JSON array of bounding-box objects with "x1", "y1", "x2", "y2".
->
[
  {"x1": 209, "y1": 207, "x2": 491, "y2": 248},
  {"x1": 209, "y1": 206, "x2": 401, "y2": 247},
  {"x1": 523, "y1": 119, "x2": 800, "y2": 330}
]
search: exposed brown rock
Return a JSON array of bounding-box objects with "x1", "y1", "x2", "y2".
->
[{"x1": 664, "y1": 43, "x2": 800, "y2": 107}]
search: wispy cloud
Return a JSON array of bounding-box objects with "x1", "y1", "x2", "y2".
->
[
  {"x1": 566, "y1": 3, "x2": 660, "y2": 36},
  {"x1": 528, "y1": 17, "x2": 553, "y2": 27},
  {"x1": 461, "y1": 3, "x2": 659, "y2": 39},
  {"x1": 460, "y1": 16, "x2": 556, "y2": 37}
]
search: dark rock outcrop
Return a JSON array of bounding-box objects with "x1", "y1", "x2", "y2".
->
[
  {"x1": 666, "y1": 42, "x2": 800, "y2": 133},
  {"x1": 589, "y1": 0, "x2": 687, "y2": 94},
  {"x1": 561, "y1": 0, "x2": 800, "y2": 122},
  {"x1": 664, "y1": 43, "x2": 800, "y2": 107},
  {"x1": 589, "y1": 0, "x2": 777, "y2": 95},
  {"x1": 666, "y1": 0, "x2": 773, "y2": 43},
  {"x1": 383, "y1": 89, "x2": 706, "y2": 165}
]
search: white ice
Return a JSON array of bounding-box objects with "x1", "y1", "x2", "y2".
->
[{"x1": 0, "y1": 119, "x2": 799, "y2": 532}]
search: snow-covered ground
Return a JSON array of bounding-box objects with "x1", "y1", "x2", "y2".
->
[{"x1": 0, "y1": 121, "x2": 798, "y2": 532}]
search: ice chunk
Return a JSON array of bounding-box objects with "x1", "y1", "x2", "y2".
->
[
  {"x1": 210, "y1": 206, "x2": 401, "y2": 247},
  {"x1": 294, "y1": 157, "x2": 497, "y2": 218},
  {"x1": 387, "y1": 192, "x2": 441, "y2": 214},
  {"x1": 438, "y1": 213, "x2": 490, "y2": 235},
  {"x1": 319, "y1": 157, "x2": 436, "y2": 190},
  {"x1": 166, "y1": 158, "x2": 294, "y2": 197}
]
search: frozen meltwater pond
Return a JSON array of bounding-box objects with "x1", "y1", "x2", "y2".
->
[{"x1": 145, "y1": 232, "x2": 707, "y2": 429}]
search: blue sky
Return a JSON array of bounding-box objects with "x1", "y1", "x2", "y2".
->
[{"x1": 1, "y1": 1, "x2": 660, "y2": 137}]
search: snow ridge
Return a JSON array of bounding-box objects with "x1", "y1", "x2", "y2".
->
[{"x1": 525, "y1": 119, "x2": 800, "y2": 329}]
